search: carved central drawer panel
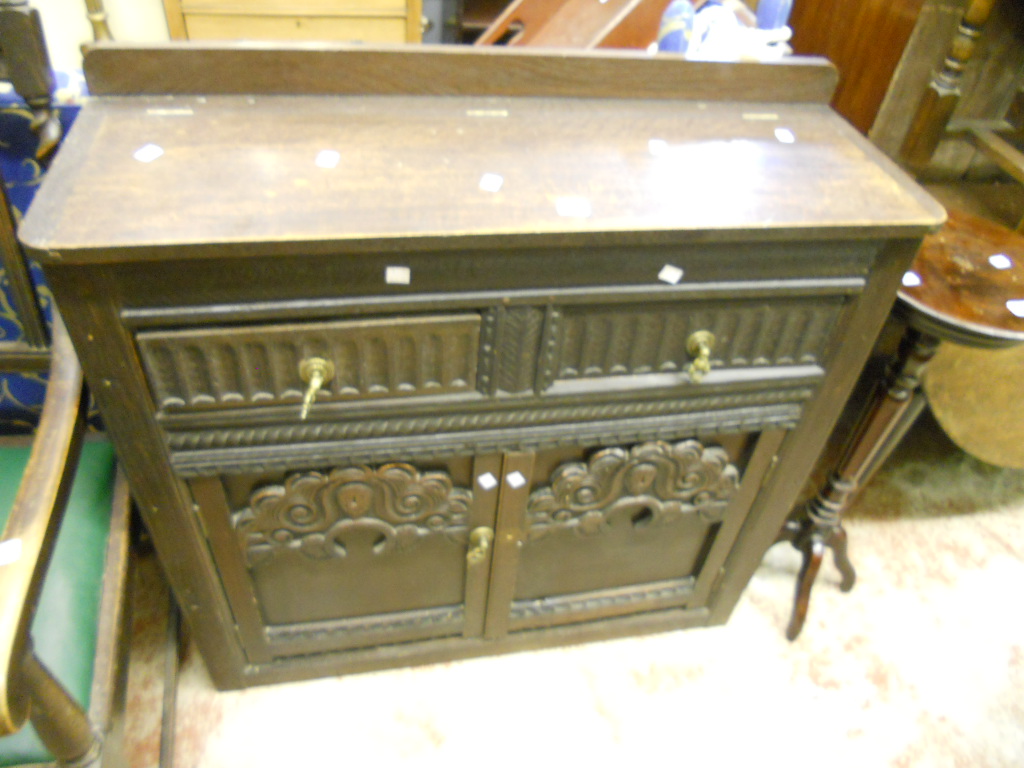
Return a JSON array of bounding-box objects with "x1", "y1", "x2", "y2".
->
[{"x1": 137, "y1": 313, "x2": 481, "y2": 413}]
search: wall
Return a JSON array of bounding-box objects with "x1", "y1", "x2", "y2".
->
[
  {"x1": 33, "y1": 0, "x2": 170, "y2": 74},
  {"x1": 788, "y1": 0, "x2": 929, "y2": 134}
]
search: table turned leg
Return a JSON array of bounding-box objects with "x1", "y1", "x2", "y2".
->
[
  {"x1": 780, "y1": 485, "x2": 857, "y2": 640},
  {"x1": 781, "y1": 327, "x2": 939, "y2": 640},
  {"x1": 829, "y1": 524, "x2": 855, "y2": 591}
]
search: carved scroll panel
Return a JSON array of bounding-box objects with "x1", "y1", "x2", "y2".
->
[
  {"x1": 232, "y1": 463, "x2": 473, "y2": 567},
  {"x1": 526, "y1": 439, "x2": 741, "y2": 540}
]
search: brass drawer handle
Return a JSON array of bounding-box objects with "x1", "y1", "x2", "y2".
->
[
  {"x1": 298, "y1": 357, "x2": 335, "y2": 420},
  {"x1": 686, "y1": 330, "x2": 716, "y2": 383},
  {"x1": 467, "y1": 526, "x2": 494, "y2": 565}
]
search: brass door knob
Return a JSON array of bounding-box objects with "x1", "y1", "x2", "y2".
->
[
  {"x1": 686, "y1": 330, "x2": 716, "y2": 383},
  {"x1": 298, "y1": 357, "x2": 335, "y2": 420},
  {"x1": 467, "y1": 527, "x2": 494, "y2": 565}
]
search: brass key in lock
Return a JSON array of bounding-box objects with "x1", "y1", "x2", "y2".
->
[
  {"x1": 467, "y1": 527, "x2": 494, "y2": 565},
  {"x1": 686, "y1": 330, "x2": 716, "y2": 384},
  {"x1": 298, "y1": 357, "x2": 335, "y2": 420}
]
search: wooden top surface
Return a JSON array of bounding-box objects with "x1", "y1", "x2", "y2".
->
[
  {"x1": 899, "y1": 208, "x2": 1024, "y2": 345},
  {"x1": 21, "y1": 46, "x2": 944, "y2": 263}
]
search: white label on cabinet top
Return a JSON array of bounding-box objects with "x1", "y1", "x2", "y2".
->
[
  {"x1": 146, "y1": 108, "x2": 194, "y2": 117},
  {"x1": 315, "y1": 150, "x2": 341, "y2": 169},
  {"x1": 385, "y1": 266, "x2": 411, "y2": 285},
  {"x1": 466, "y1": 109, "x2": 509, "y2": 118},
  {"x1": 506, "y1": 471, "x2": 527, "y2": 489},
  {"x1": 555, "y1": 196, "x2": 593, "y2": 218},
  {"x1": 479, "y1": 173, "x2": 504, "y2": 193},
  {"x1": 659, "y1": 264, "x2": 685, "y2": 284},
  {"x1": 0, "y1": 538, "x2": 22, "y2": 567},
  {"x1": 477, "y1": 472, "x2": 498, "y2": 491},
  {"x1": 990, "y1": 253, "x2": 1013, "y2": 270},
  {"x1": 648, "y1": 138, "x2": 668, "y2": 156},
  {"x1": 133, "y1": 143, "x2": 164, "y2": 163}
]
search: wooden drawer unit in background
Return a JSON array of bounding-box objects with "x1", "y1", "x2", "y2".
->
[
  {"x1": 163, "y1": 0, "x2": 424, "y2": 43},
  {"x1": 21, "y1": 45, "x2": 944, "y2": 688}
]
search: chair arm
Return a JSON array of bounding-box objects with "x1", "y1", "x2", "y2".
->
[{"x1": 0, "y1": 312, "x2": 86, "y2": 736}]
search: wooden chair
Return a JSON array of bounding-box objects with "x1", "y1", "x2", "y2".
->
[
  {"x1": 0, "y1": 181, "x2": 48, "y2": 374},
  {"x1": 0, "y1": 0, "x2": 62, "y2": 159},
  {"x1": 474, "y1": 0, "x2": 672, "y2": 49},
  {"x1": 899, "y1": 0, "x2": 1024, "y2": 231},
  {"x1": 0, "y1": 164, "x2": 132, "y2": 765}
]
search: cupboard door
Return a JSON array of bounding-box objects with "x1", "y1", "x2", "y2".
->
[
  {"x1": 189, "y1": 453, "x2": 500, "y2": 661},
  {"x1": 487, "y1": 433, "x2": 774, "y2": 635}
]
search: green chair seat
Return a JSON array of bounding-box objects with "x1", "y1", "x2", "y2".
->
[{"x1": 0, "y1": 439, "x2": 116, "y2": 767}]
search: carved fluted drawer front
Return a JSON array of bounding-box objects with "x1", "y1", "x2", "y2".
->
[
  {"x1": 136, "y1": 314, "x2": 480, "y2": 414},
  {"x1": 540, "y1": 292, "x2": 848, "y2": 396},
  {"x1": 151, "y1": 281, "x2": 858, "y2": 466}
]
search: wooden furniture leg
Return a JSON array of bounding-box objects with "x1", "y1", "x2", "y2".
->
[
  {"x1": 83, "y1": 0, "x2": 113, "y2": 42},
  {"x1": 22, "y1": 652, "x2": 100, "y2": 765},
  {"x1": 782, "y1": 328, "x2": 939, "y2": 640},
  {"x1": 159, "y1": 597, "x2": 180, "y2": 768}
]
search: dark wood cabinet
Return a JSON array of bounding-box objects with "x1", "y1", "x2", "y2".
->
[{"x1": 20, "y1": 44, "x2": 943, "y2": 689}]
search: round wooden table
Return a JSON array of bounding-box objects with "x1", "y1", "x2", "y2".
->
[{"x1": 780, "y1": 208, "x2": 1024, "y2": 640}]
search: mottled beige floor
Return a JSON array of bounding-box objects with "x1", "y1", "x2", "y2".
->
[{"x1": 122, "y1": 412, "x2": 1024, "y2": 768}]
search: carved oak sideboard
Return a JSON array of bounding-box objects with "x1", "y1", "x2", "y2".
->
[{"x1": 20, "y1": 44, "x2": 944, "y2": 689}]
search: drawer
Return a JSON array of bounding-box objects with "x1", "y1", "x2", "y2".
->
[
  {"x1": 139, "y1": 286, "x2": 850, "y2": 415},
  {"x1": 138, "y1": 278, "x2": 860, "y2": 476},
  {"x1": 137, "y1": 313, "x2": 481, "y2": 414},
  {"x1": 184, "y1": 14, "x2": 409, "y2": 43},
  {"x1": 527, "y1": 293, "x2": 850, "y2": 397},
  {"x1": 181, "y1": 0, "x2": 408, "y2": 13}
]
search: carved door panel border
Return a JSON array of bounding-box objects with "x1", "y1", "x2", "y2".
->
[
  {"x1": 483, "y1": 451, "x2": 535, "y2": 640},
  {"x1": 481, "y1": 431, "x2": 787, "y2": 638},
  {"x1": 188, "y1": 453, "x2": 501, "y2": 662},
  {"x1": 185, "y1": 430, "x2": 786, "y2": 660}
]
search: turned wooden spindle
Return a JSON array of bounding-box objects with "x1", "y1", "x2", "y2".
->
[{"x1": 899, "y1": 0, "x2": 998, "y2": 173}]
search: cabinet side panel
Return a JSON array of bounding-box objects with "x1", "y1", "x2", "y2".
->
[
  {"x1": 44, "y1": 265, "x2": 250, "y2": 687},
  {"x1": 708, "y1": 239, "x2": 924, "y2": 622}
]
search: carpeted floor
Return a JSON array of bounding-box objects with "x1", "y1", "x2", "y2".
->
[{"x1": 122, "y1": 411, "x2": 1024, "y2": 768}]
